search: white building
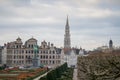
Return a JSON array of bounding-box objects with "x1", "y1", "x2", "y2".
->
[
  {"x1": 1, "y1": 46, "x2": 7, "y2": 65},
  {"x1": 61, "y1": 48, "x2": 85, "y2": 67}
]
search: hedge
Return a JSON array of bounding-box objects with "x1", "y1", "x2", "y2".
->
[{"x1": 40, "y1": 63, "x2": 68, "y2": 80}]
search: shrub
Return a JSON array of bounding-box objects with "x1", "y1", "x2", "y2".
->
[{"x1": 40, "y1": 63, "x2": 68, "y2": 80}]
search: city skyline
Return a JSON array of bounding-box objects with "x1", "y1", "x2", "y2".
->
[{"x1": 0, "y1": 0, "x2": 120, "y2": 50}]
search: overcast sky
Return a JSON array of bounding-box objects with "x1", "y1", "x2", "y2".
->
[{"x1": 0, "y1": 0, "x2": 120, "y2": 50}]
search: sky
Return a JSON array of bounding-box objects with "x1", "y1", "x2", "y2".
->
[{"x1": 0, "y1": 0, "x2": 120, "y2": 50}]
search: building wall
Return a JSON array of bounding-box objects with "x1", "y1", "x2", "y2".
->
[
  {"x1": 0, "y1": 46, "x2": 2, "y2": 64},
  {"x1": 2, "y1": 46, "x2": 7, "y2": 65},
  {"x1": 5, "y1": 37, "x2": 61, "y2": 67}
]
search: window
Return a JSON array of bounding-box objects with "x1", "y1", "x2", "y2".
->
[
  {"x1": 19, "y1": 45, "x2": 21, "y2": 48},
  {"x1": 22, "y1": 50, "x2": 24, "y2": 53},
  {"x1": 53, "y1": 56, "x2": 55, "y2": 59},
  {"x1": 29, "y1": 45, "x2": 30, "y2": 48},
  {"x1": 49, "y1": 56, "x2": 51, "y2": 59},
  {"x1": 49, "y1": 50, "x2": 51, "y2": 54},
  {"x1": 53, "y1": 51, "x2": 55, "y2": 54},
  {"x1": 41, "y1": 51, "x2": 42, "y2": 54},
  {"x1": 19, "y1": 56, "x2": 21, "y2": 59},
  {"x1": 49, "y1": 60, "x2": 51, "y2": 64},
  {"x1": 22, "y1": 56, "x2": 24, "y2": 59},
  {"x1": 26, "y1": 50, "x2": 27, "y2": 53},
  {"x1": 43, "y1": 55, "x2": 45, "y2": 59},
  {"x1": 31, "y1": 50, "x2": 33, "y2": 53},
  {"x1": 14, "y1": 56, "x2": 16, "y2": 59},
  {"x1": 31, "y1": 45, "x2": 33, "y2": 48},
  {"x1": 43, "y1": 45, "x2": 45, "y2": 48},
  {"x1": 16, "y1": 45, "x2": 18, "y2": 48},
  {"x1": 43, "y1": 51, "x2": 45, "y2": 54},
  {"x1": 53, "y1": 61, "x2": 54, "y2": 64},
  {"x1": 46, "y1": 55, "x2": 48, "y2": 59},
  {"x1": 29, "y1": 50, "x2": 30, "y2": 53},
  {"x1": 58, "y1": 55, "x2": 60, "y2": 58},
  {"x1": 26, "y1": 55, "x2": 27, "y2": 58},
  {"x1": 37, "y1": 51, "x2": 39, "y2": 53},
  {"x1": 41, "y1": 55, "x2": 42, "y2": 59}
]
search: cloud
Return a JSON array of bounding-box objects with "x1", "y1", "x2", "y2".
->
[{"x1": 0, "y1": 0, "x2": 120, "y2": 50}]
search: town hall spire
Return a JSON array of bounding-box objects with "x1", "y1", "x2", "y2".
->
[{"x1": 64, "y1": 16, "x2": 71, "y2": 51}]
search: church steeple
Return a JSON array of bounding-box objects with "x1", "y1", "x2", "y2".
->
[{"x1": 64, "y1": 16, "x2": 71, "y2": 52}]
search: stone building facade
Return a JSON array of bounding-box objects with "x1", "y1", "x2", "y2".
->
[
  {"x1": 0, "y1": 46, "x2": 2, "y2": 64},
  {"x1": 5, "y1": 37, "x2": 61, "y2": 67}
]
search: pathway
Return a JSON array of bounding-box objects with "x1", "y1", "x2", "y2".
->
[
  {"x1": 33, "y1": 72, "x2": 48, "y2": 80},
  {"x1": 73, "y1": 69, "x2": 78, "y2": 80}
]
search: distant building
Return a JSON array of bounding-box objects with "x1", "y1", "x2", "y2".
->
[
  {"x1": 61, "y1": 47, "x2": 85, "y2": 67},
  {"x1": 109, "y1": 39, "x2": 113, "y2": 49},
  {"x1": 0, "y1": 46, "x2": 3, "y2": 64},
  {"x1": 39, "y1": 40, "x2": 61, "y2": 67},
  {"x1": 94, "y1": 39, "x2": 115, "y2": 53},
  {"x1": 4, "y1": 37, "x2": 61, "y2": 67},
  {"x1": 1, "y1": 45, "x2": 7, "y2": 65}
]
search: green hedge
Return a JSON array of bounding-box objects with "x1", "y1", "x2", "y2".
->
[
  {"x1": 40, "y1": 63, "x2": 68, "y2": 80},
  {"x1": 56, "y1": 68, "x2": 74, "y2": 80}
]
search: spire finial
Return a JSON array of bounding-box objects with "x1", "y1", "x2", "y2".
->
[{"x1": 66, "y1": 15, "x2": 69, "y2": 27}]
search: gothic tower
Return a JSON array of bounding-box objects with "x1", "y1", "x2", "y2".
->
[{"x1": 64, "y1": 16, "x2": 71, "y2": 54}]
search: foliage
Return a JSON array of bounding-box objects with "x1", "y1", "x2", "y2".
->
[
  {"x1": 39, "y1": 63, "x2": 68, "y2": 80},
  {"x1": 56, "y1": 68, "x2": 74, "y2": 80}
]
